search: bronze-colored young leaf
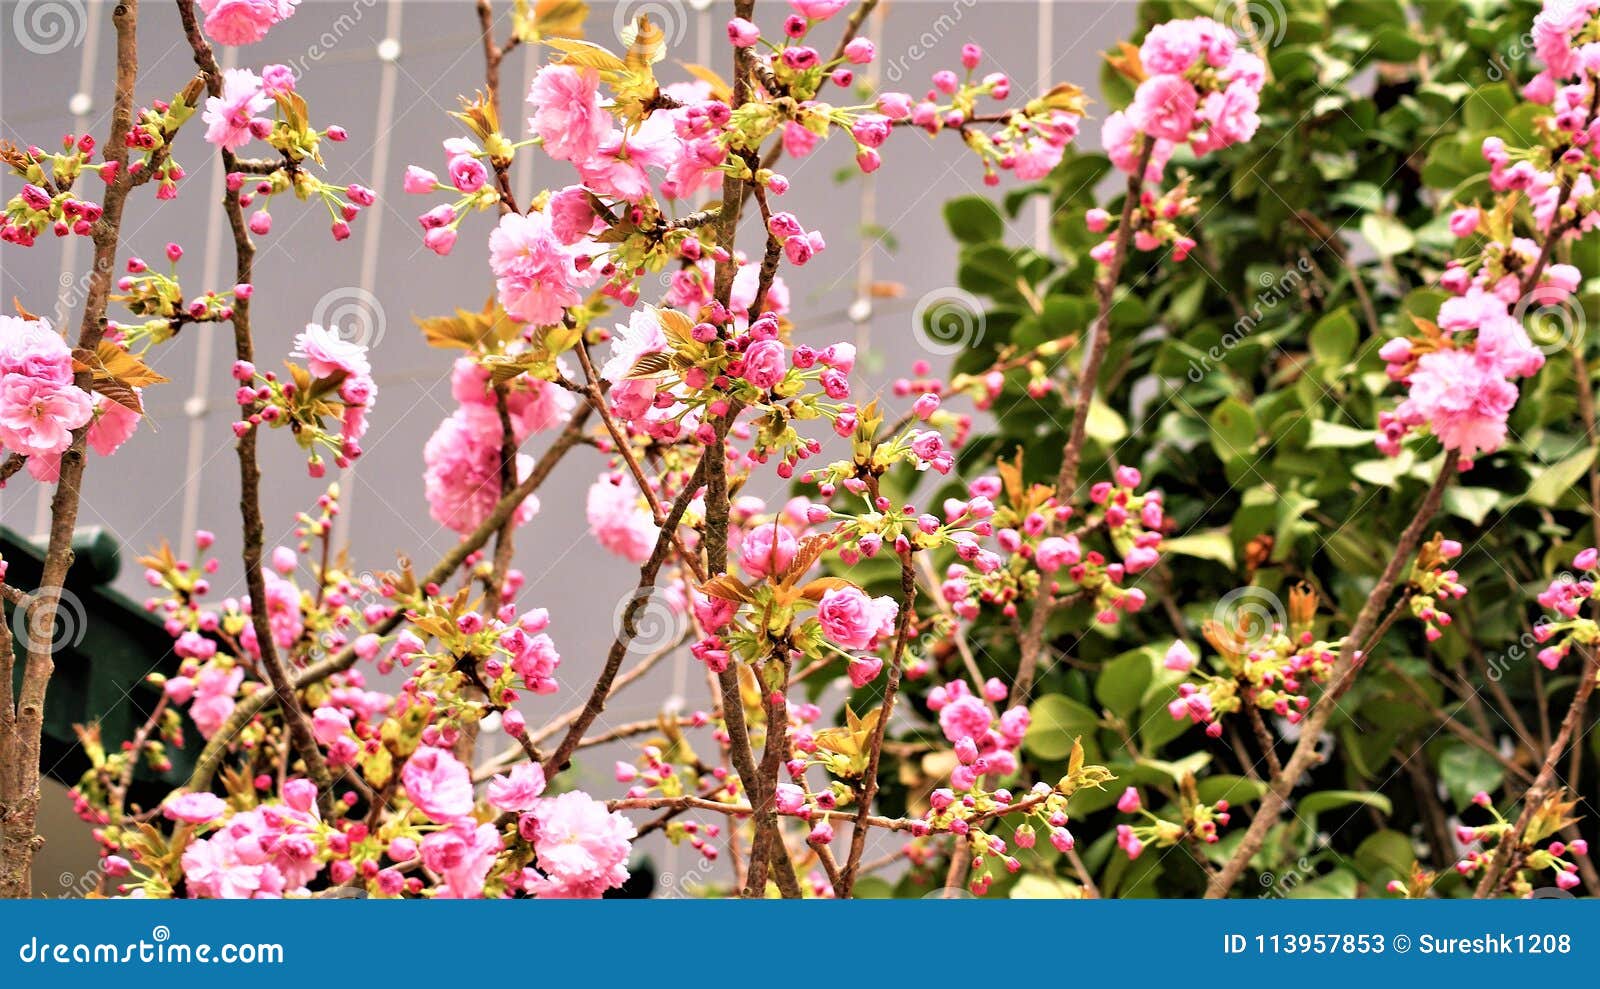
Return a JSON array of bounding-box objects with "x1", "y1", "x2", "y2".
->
[
  {"x1": 654, "y1": 306, "x2": 697, "y2": 348},
  {"x1": 625, "y1": 351, "x2": 673, "y2": 380},
  {"x1": 93, "y1": 378, "x2": 143, "y2": 414},
  {"x1": 798, "y1": 576, "x2": 856, "y2": 603},
  {"x1": 514, "y1": 0, "x2": 588, "y2": 44},
  {"x1": 415, "y1": 298, "x2": 520, "y2": 351},
  {"x1": 93, "y1": 341, "x2": 170, "y2": 388},
  {"x1": 1103, "y1": 40, "x2": 1145, "y2": 83},
  {"x1": 699, "y1": 574, "x2": 755, "y2": 603}
]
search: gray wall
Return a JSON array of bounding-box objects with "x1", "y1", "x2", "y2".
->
[{"x1": 2, "y1": 0, "x2": 1133, "y2": 895}]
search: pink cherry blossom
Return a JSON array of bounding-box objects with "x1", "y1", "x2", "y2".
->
[
  {"x1": 521, "y1": 791, "x2": 635, "y2": 898},
  {"x1": 424, "y1": 405, "x2": 541, "y2": 535},
  {"x1": 790, "y1": 0, "x2": 850, "y2": 20},
  {"x1": 816, "y1": 585, "x2": 898, "y2": 651},
  {"x1": 423, "y1": 821, "x2": 501, "y2": 899},
  {"x1": 527, "y1": 65, "x2": 610, "y2": 163},
  {"x1": 0, "y1": 374, "x2": 93, "y2": 457},
  {"x1": 739, "y1": 522, "x2": 798, "y2": 579},
  {"x1": 487, "y1": 762, "x2": 548, "y2": 813},
  {"x1": 1129, "y1": 75, "x2": 1199, "y2": 143},
  {"x1": 586, "y1": 476, "x2": 658, "y2": 564},
  {"x1": 401, "y1": 745, "x2": 475, "y2": 823},
  {"x1": 199, "y1": 0, "x2": 297, "y2": 47},
  {"x1": 1396, "y1": 349, "x2": 1520, "y2": 461},
  {"x1": 163, "y1": 791, "x2": 228, "y2": 824},
  {"x1": 488, "y1": 210, "x2": 586, "y2": 327},
  {"x1": 202, "y1": 68, "x2": 271, "y2": 151},
  {"x1": 600, "y1": 308, "x2": 669, "y2": 422},
  {"x1": 291, "y1": 324, "x2": 371, "y2": 380},
  {"x1": 0, "y1": 315, "x2": 74, "y2": 384}
]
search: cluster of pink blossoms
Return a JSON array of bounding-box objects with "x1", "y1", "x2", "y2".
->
[
  {"x1": 169, "y1": 745, "x2": 632, "y2": 899},
  {"x1": 424, "y1": 357, "x2": 573, "y2": 535},
  {"x1": 173, "y1": 780, "x2": 323, "y2": 898},
  {"x1": 1378, "y1": 0, "x2": 1600, "y2": 465},
  {"x1": 1375, "y1": 242, "x2": 1555, "y2": 462},
  {"x1": 1163, "y1": 585, "x2": 1338, "y2": 737},
  {"x1": 685, "y1": 501, "x2": 900, "y2": 681},
  {"x1": 407, "y1": 0, "x2": 1084, "y2": 345},
  {"x1": 1111, "y1": 785, "x2": 1230, "y2": 861},
  {"x1": 1407, "y1": 535, "x2": 1468, "y2": 642},
  {"x1": 144, "y1": 520, "x2": 391, "y2": 741},
  {"x1": 118, "y1": 502, "x2": 640, "y2": 899},
  {"x1": 0, "y1": 316, "x2": 99, "y2": 470},
  {"x1": 1450, "y1": 790, "x2": 1589, "y2": 893},
  {"x1": 200, "y1": 65, "x2": 373, "y2": 241},
  {"x1": 1529, "y1": 0, "x2": 1600, "y2": 102},
  {"x1": 1105, "y1": 16, "x2": 1264, "y2": 176},
  {"x1": 399, "y1": 746, "x2": 632, "y2": 899},
  {"x1": 107, "y1": 243, "x2": 252, "y2": 350},
  {"x1": 1091, "y1": 16, "x2": 1263, "y2": 261},
  {"x1": 198, "y1": 0, "x2": 300, "y2": 46},
  {"x1": 1, "y1": 134, "x2": 106, "y2": 246},
  {"x1": 228, "y1": 324, "x2": 377, "y2": 477},
  {"x1": 932, "y1": 466, "x2": 1164, "y2": 628},
  {"x1": 1533, "y1": 546, "x2": 1600, "y2": 670},
  {"x1": 931, "y1": 679, "x2": 1030, "y2": 788}
]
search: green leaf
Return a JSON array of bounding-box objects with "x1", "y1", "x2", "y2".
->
[
  {"x1": 1308, "y1": 420, "x2": 1377, "y2": 449},
  {"x1": 1330, "y1": 182, "x2": 1384, "y2": 213},
  {"x1": 943, "y1": 195, "x2": 1005, "y2": 245},
  {"x1": 1135, "y1": 752, "x2": 1212, "y2": 784},
  {"x1": 1309, "y1": 308, "x2": 1359, "y2": 366},
  {"x1": 1009, "y1": 873, "x2": 1080, "y2": 898},
  {"x1": 1524, "y1": 447, "x2": 1597, "y2": 508},
  {"x1": 1096, "y1": 648, "x2": 1154, "y2": 721},
  {"x1": 1274, "y1": 490, "x2": 1319, "y2": 555},
  {"x1": 1352, "y1": 448, "x2": 1415, "y2": 488},
  {"x1": 1442, "y1": 486, "x2": 1502, "y2": 525},
  {"x1": 1197, "y1": 774, "x2": 1269, "y2": 806},
  {"x1": 1085, "y1": 396, "x2": 1128, "y2": 445},
  {"x1": 1024, "y1": 694, "x2": 1098, "y2": 762},
  {"x1": 1371, "y1": 24, "x2": 1425, "y2": 61},
  {"x1": 851, "y1": 876, "x2": 895, "y2": 898},
  {"x1": 1208, "y1": 397, "x2": 1258, "y2": 463},
  {"x1": 1354, "y1": 829, "x2": 1416, "y2": 881},
  {"x1": 1360, "y1": 213, "x2": 1415, "y2": 258},
  {"x1": 1297, "y1": 789, "x2": 1393, "y2": 819},
  {"x1": 1438, "y1": 745, "x2": 1504, "y2": 810},
  {"x1": 1160, "y1": 530, "x2": 1236, "y2": 569},
  {"x1": 1285, "y1": 868, "x2": 1359, "y2": 899}
]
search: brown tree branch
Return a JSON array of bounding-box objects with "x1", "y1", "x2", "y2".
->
[
  {"x1": 181, "y1": 0, "x2": 335, "y2": 813},
  {"x1": 1, "y1": 0, "x2": 141, "y2": 899}
]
